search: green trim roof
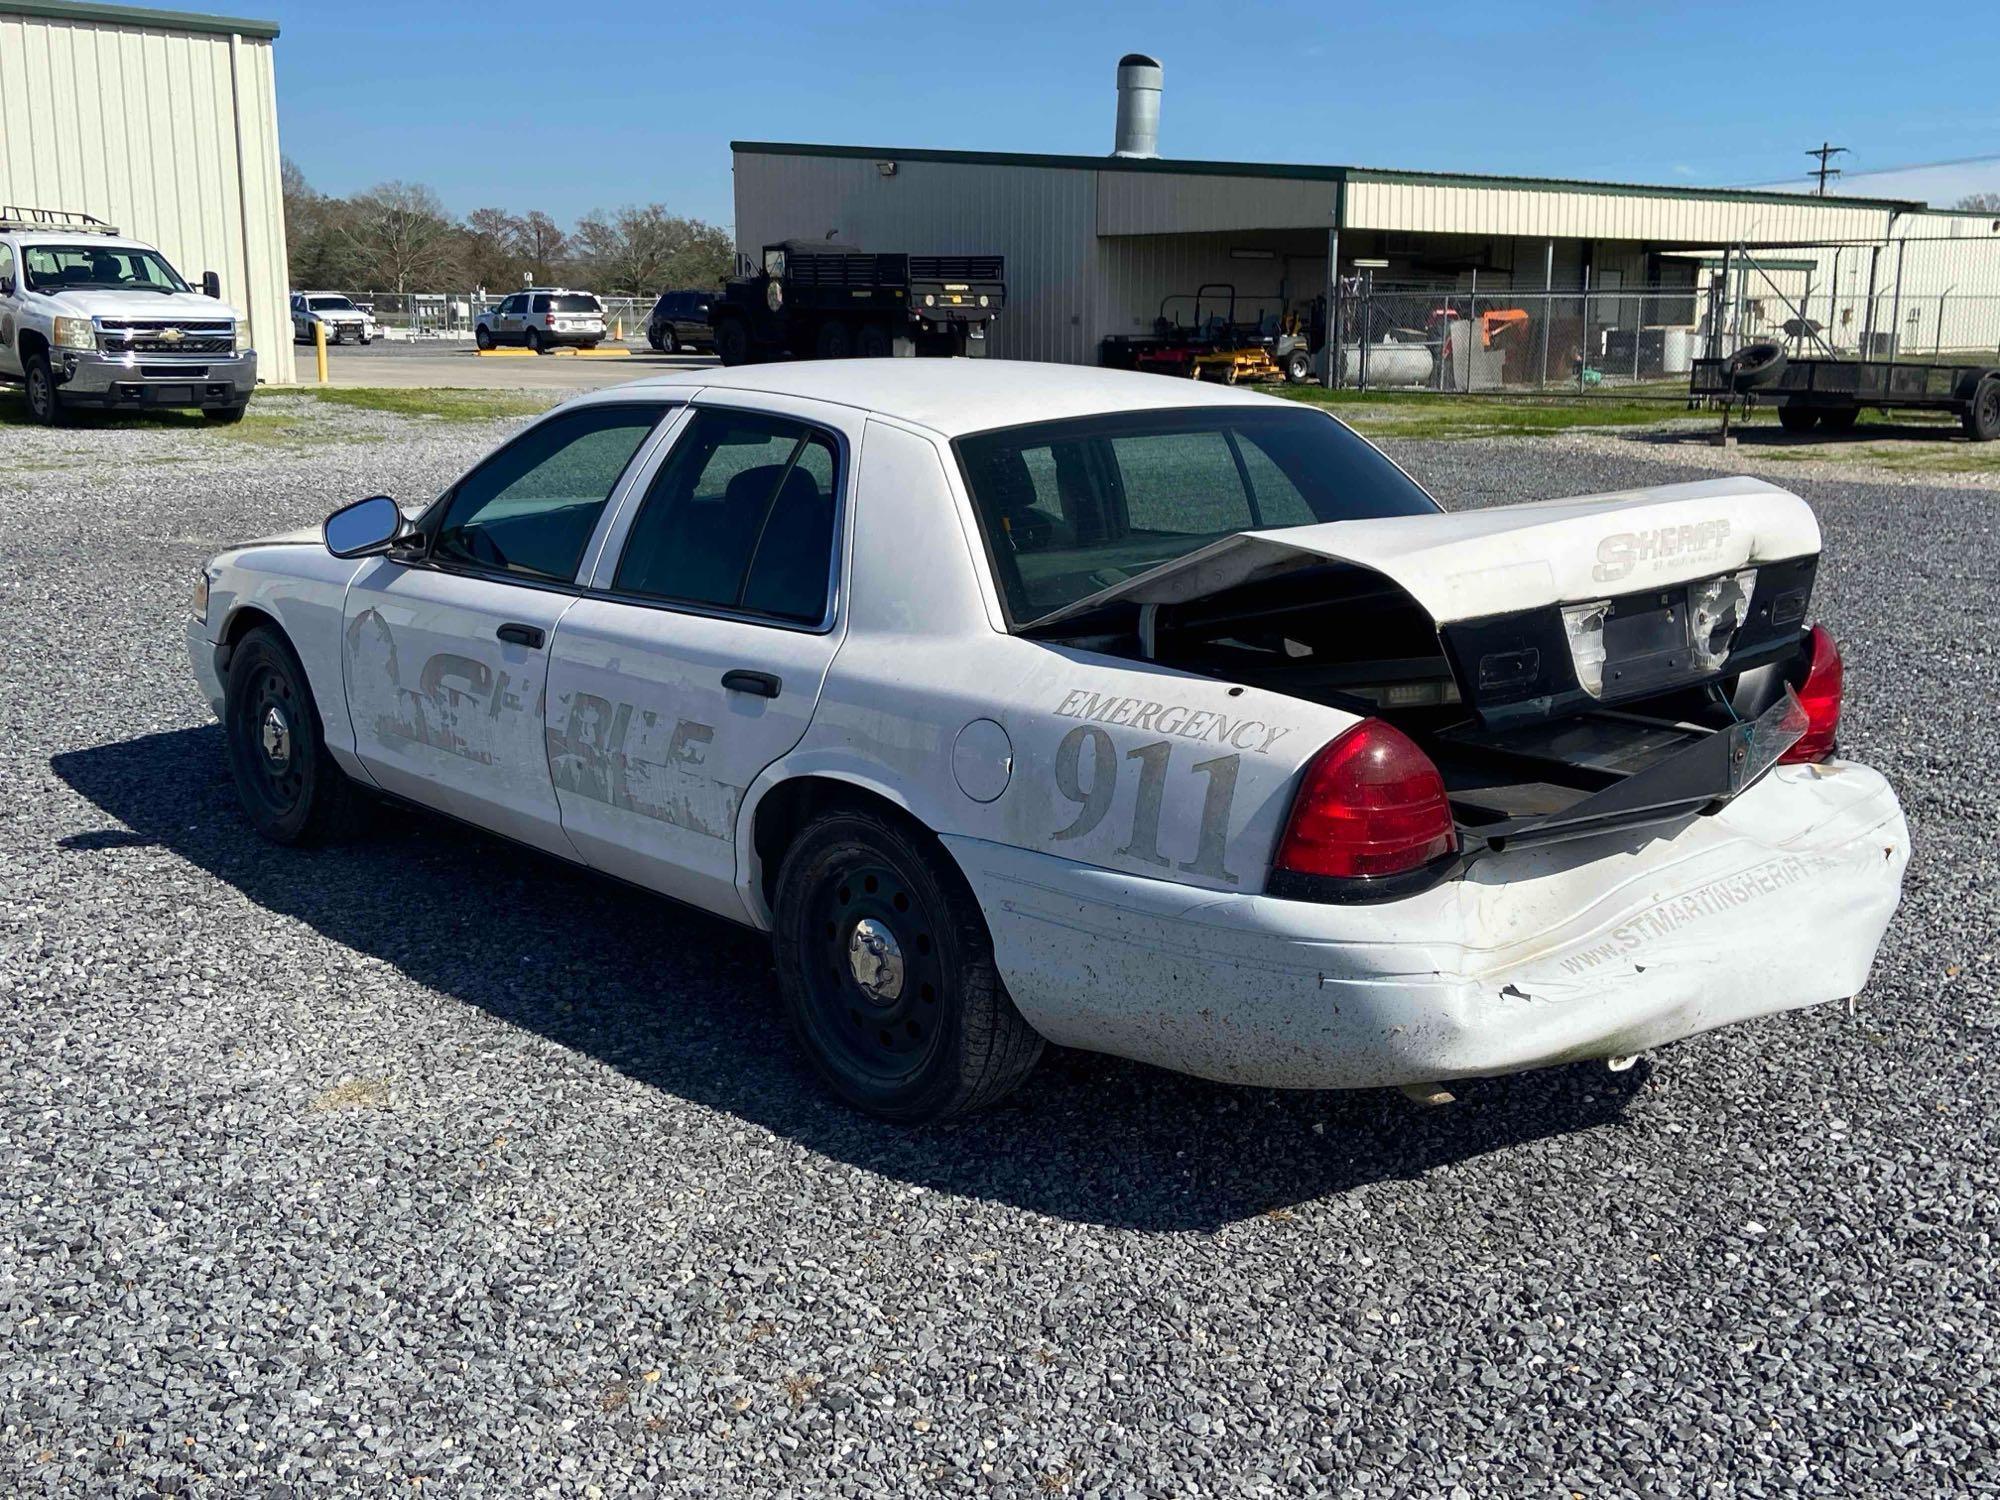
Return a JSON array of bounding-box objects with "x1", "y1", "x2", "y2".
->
[
  {"x1": 0, "y1": 0, "x2": 277, "y2": 39},
  {"x1": 731, "y1": 140, "x2": 1926, "y2": 213}
]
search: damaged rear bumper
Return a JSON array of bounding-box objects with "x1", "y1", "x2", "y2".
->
[{"x1": 947, "y1": 760, "x2": 1909, "y2": 1090}]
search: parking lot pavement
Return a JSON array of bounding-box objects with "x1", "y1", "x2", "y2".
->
[
  {"x1": 0, "y1": 402, "x2": 1993, "y2": 1496},
  {"x1": 304, "y1": 336, "x2": 717, "y2": 391}
]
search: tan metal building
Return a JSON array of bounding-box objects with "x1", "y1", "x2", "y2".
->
[
  {"x1": 0, "y1": 0, "x2": 294, "y2": 383},
  {"x1": 733, "y1": 141, "x2": 1973, "y2": 372}
]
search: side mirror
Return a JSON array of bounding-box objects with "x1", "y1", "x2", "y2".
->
[
  {"x1": 201, "y1": 269, "x2": 222, "y2": 300},
  {"x1": 324, "y1": 495, "x2": 406, "y2": 558}
]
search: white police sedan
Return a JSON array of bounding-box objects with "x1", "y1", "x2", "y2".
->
[{"x1": 188, "y1": 362, "x2": 1907, "y2": 1120}]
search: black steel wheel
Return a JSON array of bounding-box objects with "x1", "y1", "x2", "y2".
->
[
  {"x1": 24, "y1": 351, "x2": 63, "y2": 425},
  {"x1": 772, "y1": 809, "x2": 1043, "y2": 1120},
  {"x1": 814, "y1": 320, "x2": 854, "y2": 359},
  {"x1": 1777, "y1": 403, "x2": 1820, "y2": 433},
  {"x1": 1965, "y1": 377, "x2": 2000, "y2": 443},
  {"x1": 223, "y1": 627, "x2": 359, "y2": 845},
  {"x1": 714, "y1": 316, "x2": 751, "y2": 366}
]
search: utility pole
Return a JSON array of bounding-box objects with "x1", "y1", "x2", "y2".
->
[{"x1": 1806, "y1": 142, "x2": 1848, "y2": 196}]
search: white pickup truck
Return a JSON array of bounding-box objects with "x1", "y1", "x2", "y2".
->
[{"x1": 0, "y1": 206, "x2": 257, "y2": 425}]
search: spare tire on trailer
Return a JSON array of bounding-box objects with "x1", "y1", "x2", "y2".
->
[{"x1": 1724, "y1": 341, "x2": 1787, "y2": 393}]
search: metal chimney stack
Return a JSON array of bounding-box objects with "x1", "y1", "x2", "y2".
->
[{"x1": 1113, "y1": 53, "x2": 1163, "y2": 159}]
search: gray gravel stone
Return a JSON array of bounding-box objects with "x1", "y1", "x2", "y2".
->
[{"x1": 0, "y1": 400, "x2": 1993, "y2": 1497}]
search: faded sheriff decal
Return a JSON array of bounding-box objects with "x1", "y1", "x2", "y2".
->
[
  {"x1": 1054, "y1": 686, "x2": 1292, "y2": 755},
  {"x1": 345, "y1": 608, "x2": 533, "y2": 765},
  {"x1": 547, "y1": 691, "x2": 739, "y2": 842}
]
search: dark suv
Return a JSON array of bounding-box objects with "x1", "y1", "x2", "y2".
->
[{"x1": 644, "y1": 290, "x2": 716, "y2": 355}]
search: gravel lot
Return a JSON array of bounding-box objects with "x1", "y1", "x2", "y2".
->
[{"x1": 1, "y1": 395, "x2": 1994, "y2": 1497}]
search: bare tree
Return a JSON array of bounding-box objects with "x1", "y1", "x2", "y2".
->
[
  {"x1": 343, "y1": 181, "x2": 461, "y2": 292},
  {"x1": 572, "y1": 204, "x2": 733, "y2": 295},
  {"x1": 517, "y1": 211, "x2": 569, "y2": 284},
  {"x1": 1955, "y1": 192, "x2": 2000, "y2": 213},
  {"x1": 462, "y1": 207, "x2": 525, "y2": 292}
]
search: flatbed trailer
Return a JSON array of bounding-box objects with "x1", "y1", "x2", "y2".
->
[{"x1": 1691, "y1": 352, "x2": 2000, "y2": 441}]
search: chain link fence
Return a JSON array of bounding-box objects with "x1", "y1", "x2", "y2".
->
[
  {"x1": 340, "y1": 292, "x2": 658, "y2": 342},
  {"x1": 1330, "y1": 279, "x2": 2000, "y2": 394}
]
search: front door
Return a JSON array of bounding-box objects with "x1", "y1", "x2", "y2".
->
[
  {"x1": 342, "y1": 400, "x2": 669, "y2": 855},
  {"x1": 545, "y1": 405, "x2": 847, "y2": 918}
]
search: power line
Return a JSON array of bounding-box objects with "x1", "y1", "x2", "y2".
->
[{"x1": 1807, "y1": 142, "x2": 1849, "y2": 196}]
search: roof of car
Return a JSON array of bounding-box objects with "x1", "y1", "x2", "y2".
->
[
  {"x1": 618, "y1": 359, "x2": 1283, "y2": 438},
  {"x1": 7, "y1": 231, "x2": 160, "y2": 252}
]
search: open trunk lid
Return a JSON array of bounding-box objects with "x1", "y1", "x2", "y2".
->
[{"x1": 1028, "y1": 477, "x2": 1817, "y2": 629}]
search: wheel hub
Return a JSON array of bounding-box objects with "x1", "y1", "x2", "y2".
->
[
  {"x1": 847, "y1": 918, "x2": 905, "y2": 1003},
  {"x1": 260, "y1": 704, "x2": 292, "y2": 768}
]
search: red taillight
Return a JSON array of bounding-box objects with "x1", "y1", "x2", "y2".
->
[
  {"x1": 545, "y1": 314, "x2": 556, "y2": 327},
  {"x1": 1275, "y1": 719, "x2": 1458, "y2": 881},
  {"x1": 1780, "y1": 623, "x2": 1843, "y2": 764}
]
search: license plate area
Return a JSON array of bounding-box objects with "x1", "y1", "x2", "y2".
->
[{"x1": 1598, "y1": 590, "x2": 1694, "y2": 698}]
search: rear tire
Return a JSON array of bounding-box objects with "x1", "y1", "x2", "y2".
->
[
  {"x1": 1819, "y1": 406, "x2": 1861, "y2": 433},
  {"x1": 855, "y1": 322, "x2": 893, "y2": 358},
  {"x1": 1284, "y1": 349, "x2": 1313, "y2": 383},
  {"x1": 1965, "y1": 377, "x2": 2000, "y2": 442},
  {"x1": 814, "y1": 320, "x2": 854, "y2": 360},
  {"x1": 524, "y1": 328, "x2": 544, "y2": 354},
  {"x1": 223, "y1": 626, "x2": 360, "y2": 846},
  {"x1": 714, "y1": 317, "x2": 751, "y2": 367},
  {"x1": 659, "y1": 327, "x2": 678, "y2": 355},
  {"x1": 772, "y1": 809, "x2": 1044, "y2": 1121},
  {"x1": 1777, "y1": 403, "x2": 1820, "y2": 433}
]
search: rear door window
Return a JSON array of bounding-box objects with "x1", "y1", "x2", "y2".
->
[
  {"x1": 613, "y1": 408, "x2": 841, "y2": 625},
  {"x1": 553, "y1": 294, "x2": 598, "y2": 313}
]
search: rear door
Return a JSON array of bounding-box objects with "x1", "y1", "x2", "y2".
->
[
  {"x1": 342, "y1": 400, "x2": 672, "y2": 854},
  {"x1": 545, "y1": 399, "x2": 848, "y2": 918}
]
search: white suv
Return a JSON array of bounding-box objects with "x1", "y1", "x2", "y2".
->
[
  {"x1": 0, "y1": 207, "x2": 255, "y2": 424},
  {"x1": 291, "y1": 290, "x2": 374, "y2": 345},
  {"x1": 475, "y1": 288, "x2": 605, "y2": 352}
]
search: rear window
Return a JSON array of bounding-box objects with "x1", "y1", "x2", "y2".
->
[
  {"x1": 552, "y1": 294, "x2": 599, "y2": 313},
  {"x1": 955, "y1": 406, "x2": 1438, "y2": 626}
]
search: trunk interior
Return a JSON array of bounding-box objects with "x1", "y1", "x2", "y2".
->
[{"x1": 1047, "y1": 557, "x2": 1817, "y2": 850}]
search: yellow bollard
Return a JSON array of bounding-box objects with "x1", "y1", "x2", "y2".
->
[{"x1": 313, "y1": 319, "x2": 328, "y2": 384}]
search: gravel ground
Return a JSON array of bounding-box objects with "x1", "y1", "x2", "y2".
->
[{"x1": 0, "y1": 398, "x2": 1994, "y2": 1497}]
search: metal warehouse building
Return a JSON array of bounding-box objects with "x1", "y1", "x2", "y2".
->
[
  {"x1": 733, "y1": 58, "x2": 2000, "y2": 383},
  {"x1": 0, "y1": 0, "x2": 294, "y2": 383}
]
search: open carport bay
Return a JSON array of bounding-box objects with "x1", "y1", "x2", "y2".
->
[{"x1": 0, "y1": 403, "x2": 1992, "y2": 1495}]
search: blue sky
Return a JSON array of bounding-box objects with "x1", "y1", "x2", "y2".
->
[{"x1": 267, "y1": 0, "x2": 2000, "y2": 227}]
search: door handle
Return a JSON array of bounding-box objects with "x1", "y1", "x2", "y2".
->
[
  {"x1": 496, "y1": 622, "x2": 545, "y2": 649},
  {"x1": 721, "y1": 669, "x2": 782, "y2": 699}
]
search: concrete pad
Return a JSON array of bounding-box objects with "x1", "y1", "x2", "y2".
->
[{"x1": 295, "y1": 339, "x2": 716, "y2": 392}]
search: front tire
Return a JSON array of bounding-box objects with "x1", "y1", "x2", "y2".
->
[
  {"x1": 24, "y1": 351, "x2": 63, "y2": 425},
  {"x1": 223, "y1": 627, "x2": 360, "y2": 845},
  {"x1": 714, "y1": 317, "x2": 751, "y2": 366},
  {"x1": 475, "y1": 326, "x2": 494, "y2": 351},
  {"x1": 772, "y1": 809, "x2": 1043, "y2": 1121},
  {"x1": 204, "y1": 402, "x2": 248, "y2": 424}
]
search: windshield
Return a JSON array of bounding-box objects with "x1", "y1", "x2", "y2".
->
[
  {"x1": 23, "y1": 243, "x2": 190, "y2": 294},
  {"x1": 954, "y1": 406, "x2": 1440, "y2": 626},
  {"x1": 307, "y1": 295, "x2": 356, "y2": 311}
]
